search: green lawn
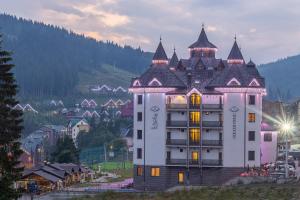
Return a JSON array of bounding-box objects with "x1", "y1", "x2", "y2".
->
[
  {"x1": 73, "y1": 184, "x2": 300, "y2": 200},
  {"x1": 92, "y1": 161, "x2": 133, "y2": 172}
]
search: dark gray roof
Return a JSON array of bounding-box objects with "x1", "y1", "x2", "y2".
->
[
  {"x1": 228, "y1": 40, "x2": 244, "y2": 61},
  {"x1": 132, "y1": 65, "x2": 186, "y2": 88},
  {"x1": 247, "y1": 59, "x2": 256, "y2": 67},
  {"x1": 153, "y1": 41, "x2": 168, "y2": 61},
  {"x1": 169, "y1": 51, "x2": 179, "y2": 67},
  {"x1": 189, "y1": 28, "x2": 217, "y2": 49}
]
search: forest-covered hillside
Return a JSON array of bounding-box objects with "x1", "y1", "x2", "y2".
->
[
  {"x1": 0, "y1": 14, "x2": 152, "y2": 98},
  {"x1": 259, "y1": 55, "x2": 300, "y2": 100}
]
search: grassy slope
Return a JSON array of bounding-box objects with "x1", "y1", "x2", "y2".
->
[
  {"x1": 74, "y1": 184, "x2": 300, "y2": 200},
  {"x1": 76, "y1": 64, "x2": 137, "y2": 94}
]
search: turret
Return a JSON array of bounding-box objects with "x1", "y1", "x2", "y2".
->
[{"x1": 152, "y1": 38, "x2": 168, "y2": 65}]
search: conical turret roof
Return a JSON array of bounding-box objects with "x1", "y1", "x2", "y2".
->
[
  {"x1": 153, "y1": 40, "x2": 168, "y2": 61},
  {"x1": 189, "y1": 27, "x2": 217, "y2": 49},
  {"x1": 169, "y1": 49, "x2": 179, "y2": 67},
  {"x1": 228, "y1": 40, "x2": 244, "y2": 61}
]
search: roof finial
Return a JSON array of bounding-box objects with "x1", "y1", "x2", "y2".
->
[
  {"x1": 234, "y1": 34, "x2": 237, "y2": 41},
  {"x1": 160, "y1": 35, "x2": 162, "y2": 42},
  {"x1": 202, "y1": 23, "x2": 205, "y2": 29},
  {"x1": 173, "y1": 45, "x2": 176, "y2": 52}
]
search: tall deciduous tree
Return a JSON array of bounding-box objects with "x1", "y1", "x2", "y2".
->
[
  {"x1": 51, "y1": 137, "x2": 79, "y2": 164},
  {"x1": 0, "y1": 35, "x2": 23, "y2": 199}
]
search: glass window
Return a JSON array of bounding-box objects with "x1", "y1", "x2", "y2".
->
[
  {"x1": 137, "y1": 112, "x2": 142, "y2": 121},
  {"x1": 189, "y1": 112, "x2": 200, "y2": 124},
  {"x1": 178, "y1": 172, "x2": 184, "y2": 183},
  {"x1": 190, "y1": 93, "x2": 201, "y2": 106},
  {"x1": 248, "y1": 113, "x2": 256, "y2": 123},
  {"x1": 192, "y1": 151, "x2": 199, "y2": 161},
  {"x1": 137, "y1": 130, "x2": 142, "y2": 139},
  {"x1": 189, "y1": 128, "x2": 200, "y2": 143},
  {"x1": 137, "y1": 95, "x2": 143, "y2": 105},
  {"x1": 151, "y1": 167, "x2": 160, "y2": 176},
  {"x1": 137, "y1": 148, "x2": 142, "y2": 159},
  {"x1": 137, "y1": 166, "x2": 143, "y2": 176},
  {"x1": 248, "y1": 131, "x2": 255, "y2": 141},
  {"x1": 264, "y1": 133, "x2": 272, "y2": 142},
  {"x1": 249, "y1": 95, "x2": 255, "y2": 105},
  {"x1": 248, "y1": 151, "x2": 255, "y2": 161}
]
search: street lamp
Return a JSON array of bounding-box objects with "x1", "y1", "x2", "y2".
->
[{"x1": 279, "y1": 120, "x2": 295, "y2": 179}]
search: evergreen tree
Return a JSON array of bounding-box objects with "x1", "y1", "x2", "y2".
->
[
  {"x1": 0, "y1": 35, "x2": 23, "y2": 200},
  {"x1": 51, "y1": 137, "x2": 79, "y2": 163}
]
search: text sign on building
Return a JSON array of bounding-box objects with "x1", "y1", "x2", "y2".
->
[
  {"x1": 230, "y1": 106, "x2": 239, "y2": 138},
  {"x1": 150, "y1": 105, "x2": 160, "y2": 129}
]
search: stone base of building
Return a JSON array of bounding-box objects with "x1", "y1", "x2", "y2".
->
[{"x1": 133, "y1": 165, "x2": 244, "y2": 191}]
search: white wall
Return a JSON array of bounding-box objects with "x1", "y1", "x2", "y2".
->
[
  {"x1": 261, "y1": 131, "x2": 278, "y2": 164},
  {"x1": 202, "y1": 95, "x2": 222, "y2": 104}
]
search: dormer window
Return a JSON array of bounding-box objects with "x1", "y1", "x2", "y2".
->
[{"x1": 227, "y1": 78, "x2": 241, "y2": 86}]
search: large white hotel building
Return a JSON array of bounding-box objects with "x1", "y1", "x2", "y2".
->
[{"x1": 129, "y1": 27, "x2": 268, "y2": 190}]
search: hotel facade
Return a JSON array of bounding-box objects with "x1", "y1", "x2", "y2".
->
[{"x1": 129, "y1": 27, "x2": 267, "y2": 190}]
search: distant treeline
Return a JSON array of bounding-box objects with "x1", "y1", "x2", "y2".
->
[{"x1": 0, "y1": 14, "x2": 152, "y2": 97}]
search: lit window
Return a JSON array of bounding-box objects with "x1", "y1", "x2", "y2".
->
[
  {"x1": 248, "y1": 113, "x2": 255, "y2": 123},
  {"x1": 264, "y1": 133, "x2": 272, "y2": 142},
  {"x1": 248, "y1": 151, "x2": 255, "y2": 161},
  {"x1": 151, "y1": 168, "x2": 160, "y2": 177},
  {"x1": 178, "y1": 172, "x2": 184, "y2": 183},
  {"x1": 249, "y1": 95, "x2": 255, "y2": 105},
  {"x1": 189, "y1": 112, "x2": 200, "y2": 124},
  {"x1": 192, "y1": 151, "x2": 199, "y2": 161},
  {"x1": 189, "y1": 128, "x2": 200, "y2": 143},
  {"x1": 137, "y1": 166, "x2": 143, "y2": 176},
  {"x1": 190, "y1": 93, "x2": 201, "y2": 106}
]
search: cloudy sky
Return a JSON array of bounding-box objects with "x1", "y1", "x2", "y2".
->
[{"x1": 1, "y1": 0, "x2": 300, "y2": 64}]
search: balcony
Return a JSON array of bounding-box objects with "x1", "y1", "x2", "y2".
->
[
  {"x1": 166, "y1": 139, "x2": 187, "y2": 146},
  {"x1": 189, "y1": 140, "x2": 200, "y2": 146},
  {"x1": 166, "y1": 159, "x2": 187, "y2": 165},
  {"x1": 202, "y1": 140, "x2": 223, "y2": 146},
  {"x1": 202, "y1": 104, "x2": 223, "y2": 111},
  {"x1": 202, "y1": 121, "x2": 223, "y2": 128},
  {"x1": 166, "y1": 104, "x2": 187, "y2": 110},
  {"x1": 189, "y1": 104, "x2": 201, "y2": 110},
  {"x1": 166, "y1": 159, "x2": 222, "y2": 167},
  {"x1": 166, "y1": 120, "x2": 188, "y2": 128},
  {"x1": 189, "y1": 121, "x2": 201, "y2": 127},
  {"x1": 202, "y1": 159, "x2": 223, "y2": 166}
]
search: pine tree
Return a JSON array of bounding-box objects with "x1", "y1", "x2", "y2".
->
[{"x1": 0, "y1": 35, "x2": 23, "y2": 200}]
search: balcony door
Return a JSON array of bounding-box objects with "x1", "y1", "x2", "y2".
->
[{"x1": 167, "y1": 151, "x2": 171, "y2": 160}]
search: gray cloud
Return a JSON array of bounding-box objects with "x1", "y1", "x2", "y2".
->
[{"x1": 1, "y1": 0, "x2": 300, "y2": 64}]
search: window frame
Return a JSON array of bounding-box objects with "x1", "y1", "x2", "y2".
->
[
  {"x1": 249, "y1": 95, "x2": 256, "y2": 105},
  {"x1": 248, "y1": 113, "x2": 256, "y2": 123},
  {"x1": 137, "y1": 148, "x2": 142, "y2": 159},
  {"x1": 248, "y1": 151, "x2": 255, "y2": 161},
  {"x1": 137, "y1": 95, "x2": 143, "y2": 105},
  {"x1": 151, "y1": 167, "x2": 160, "y2": 177},
  {"x1": 137, "y1": 112, "x2": 143, "y2": 121},
  {"x1": 264, "y1": 133, "x2": 272, "y2": 142},
  {"x1": 248, "y1": 131, "x2": 255, "y2": 141},
  {"x1": 137, "y1": 166, "x2": 143, "y2": 176},
  {"x1": 178, "y1": 172, "x2": 184, "y2": 184},
  {"x1": 137, "y1": 130, "x2": 142, "y2": 140}
]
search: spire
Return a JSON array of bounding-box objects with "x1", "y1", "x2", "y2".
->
[
  {"x1": 247, "y1": 59, "x2": 255, "y2": 67},
  {"x1": 189, "y1": 26, "x2": 217, "y2": 49},
  {"x1": 152, "y1": 38, "x2": 168, "y2": 64},
  {"x1": 227, "y1": 38, "x2": 244, "y2": 64},
  {"x1": 169, "y1": 47, "x2": 179, "y2": 67}
]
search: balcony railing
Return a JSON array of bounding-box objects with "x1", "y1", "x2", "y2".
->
[
  {"x1": 166, "y1": 120, "x2": 188, "y2": 127},
  {"x1": 166, "y1": 104, "x2": 187, "y2": 110},
  {"x1": 189, "y1": 140, "x2": 200, "y2": 146},
  {"x1": 202, "y1": 104, "x2": 223, "y2": 111},
  {"x1": 166, "y1": 159, "x2": 187, "y2": 165},
  {"x1": 189, "y1": 104, "x2": 201, "y2": 109},
  {"x1": 202, "y1": 159, "x2": 223, "y2": 166},
  {"x1": 166, "y1": 159, "x2": 222, "y2": 166},
  {"x1": 202, "y1": 121, "x2": 223, "y2": 128},
  {"x1": 166, "y1": 139, "x2": 187, "y2": 146},
  {"x1": 202, "y1": 140, "x2": 223, "y2": 146},
  {"x1": 189, "y1": 121, "x2": 201, "y2": 127}
]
